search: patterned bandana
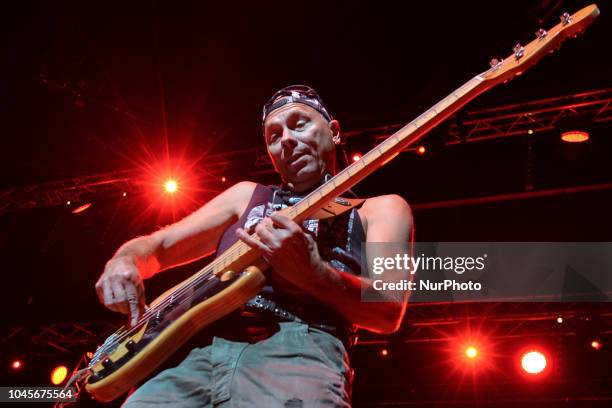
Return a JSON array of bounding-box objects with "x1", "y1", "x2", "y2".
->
[{"x1": 262, "y1": 85, "x2": 333, "y2": 124}]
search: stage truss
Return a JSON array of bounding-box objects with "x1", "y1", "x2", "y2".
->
[
  {"x1": 1, "y1": 88, "x2": 610, "y2": 214},
  {"x1": 2, "y1": 303, "x2": 610, "y2": 360}
]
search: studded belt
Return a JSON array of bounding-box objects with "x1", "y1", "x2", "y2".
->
[{"x1": 244, "y1": 294, "x2": 339, "y2": 332}]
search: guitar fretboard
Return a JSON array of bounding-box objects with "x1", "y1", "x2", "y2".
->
[{"x1": 285, "y1": 75, "x2": 486, "y2": 222}]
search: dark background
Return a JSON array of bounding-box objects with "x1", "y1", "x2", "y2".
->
[{"x1": 0, "y1": 0, "x2": 610, "y2": 406}]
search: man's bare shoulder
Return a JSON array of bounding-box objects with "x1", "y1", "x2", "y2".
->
[
  {"x1": 226, "y1": 180, "x2": 258, "y2": 197},
  {"x1": 219, "y1": 181, "x2": 258, "y2": 217},
  {"x1": 362, "y1": 194, "x2": 410, "y2": 217},
  {"x1": 358, "y1": 194, "x2": 412, "y2": 239}
]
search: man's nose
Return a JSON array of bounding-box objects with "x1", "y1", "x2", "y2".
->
[{"x1": 280, "y1": 128, "x2": 298, "y2": 149}]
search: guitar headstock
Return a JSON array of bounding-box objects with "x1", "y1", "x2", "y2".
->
[{"x1": 481, "y1": 4, "x2": 599, "y2": 84}]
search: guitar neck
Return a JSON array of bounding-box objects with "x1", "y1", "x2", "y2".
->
[
  {"x1": 285, "y1": 74, "x2": 491, "y2": 223},
  {"x1": 212, "y1": 3, "x2": 600, "y2": 276},
  {"x1": 206, "y1": 74, "x2": 491, "y2": 280}
]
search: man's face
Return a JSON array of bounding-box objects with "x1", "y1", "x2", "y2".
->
[{"x1": 264, "y1": 103, "x2": 338, "y2": 189}]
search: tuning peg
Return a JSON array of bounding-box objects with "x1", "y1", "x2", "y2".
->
[
  {"x1": 513, "y1": 43, "x2": 525, "y2": 60},
  {"x1": 560, "y1": 12, "x2": 572, "y2": 26},
  {"x1": 535, "y1": 28, "x2": 547, "y2": 40},
  {"x1": 489, "y1": 58, "x2": 502, "y2": 69}
]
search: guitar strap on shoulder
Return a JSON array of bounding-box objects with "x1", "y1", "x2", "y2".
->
[{"x1": 272, "y1": 174, "x2": 366, "y2": 220}]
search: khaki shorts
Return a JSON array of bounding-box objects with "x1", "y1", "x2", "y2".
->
[{"x1": 122, "y1": 322, "x2": 352, "y2": 408}]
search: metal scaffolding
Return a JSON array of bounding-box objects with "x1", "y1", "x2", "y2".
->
[
  {"x1": 2, "y1": 303, "x2": 609, "y2": 359},
  {"x1": 1, "y1": 321, "x2": 118, "y2": 357},
  {"x1": 346, "y1": 87, "x2": 612, "y2": 146},
  {"x1": 0, "y1": 171, "x2": 136, "y2": 214},
  {"x1": 357, "y1": 302, "x2": 612, "y2": 346},
  {"x1": 1, "y1": 88, "x2": 610, "y2": 213},
  {"x1": 215, "y1": 87, "x2": 612, "y2": 171}
]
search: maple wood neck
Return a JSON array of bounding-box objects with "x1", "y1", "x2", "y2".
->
[
  {"x1": 284, "y1": 74, "x2": 490, "y2": 222},
  {"x1": 173, "y1": 2, "x2": 601, "y2": 289}
]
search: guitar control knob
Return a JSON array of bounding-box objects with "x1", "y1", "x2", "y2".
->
[
  {"x1": 126, "y1": 340, "x2": 138, "y2": 353},
  {"x1": 102, "y1": 358, "x2": 115, "y2": 370}
]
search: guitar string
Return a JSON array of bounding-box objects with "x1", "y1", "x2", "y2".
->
[
  {"x1": 94, "y1": 239, "x2": 257, "y2": 357},
  {"x1": 94, "y1": 263, "x2": 245, "y2": 360},
  {"x1": 94, "y1": 204, "x2": 296, "y2": 357}
]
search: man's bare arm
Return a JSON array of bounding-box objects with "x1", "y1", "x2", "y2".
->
[
  {"x1": 95, "y1": 181, "x2": 256, "y2": 324},
  {"x1": 303, "y1": 194, "x2": 412, "y2": 333}
]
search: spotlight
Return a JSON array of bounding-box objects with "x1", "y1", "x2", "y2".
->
[
  {"x1": 556, "y1": 316, "x2": 563, "y2": 324},
  {"x1": 164, "y1": 179, "x2": 178, "y2": 194},
  {"x1": 11, "y1": 359, "x2": 22, "y2": 370},
  {"x1": 561, "y1": 130, "x2": 589, "y2": 143},
  {"x1": 416, "y1": 146, "x2": 426, "y2": 156},
  {"x1": 521, "y1": 351, "x2": 547, "y2": 375},
  {"x1": 591, "y1": 340, "x2": 603, "y2": 350},
  {"x1": 50, "y1": 365, "x2": 68, "y2": 385},
  {"x1": 527, "y1": 129, "x2": 534, "y2": 135},
  {"x1": 122, "y1": 192, "x2": 127, "y2": 197},
  {"x1": 465, "y1": 346, "x2": 478, "y2": 360},
  {"x1": 352, "y1": 153, "x2": 362, "y2": 162},
  {"x1": 380, "y1": 348, "x2": 389, "y2": 357},
  {"x1": 221, "y1": 176, "x2": 227, "y2": 183}
]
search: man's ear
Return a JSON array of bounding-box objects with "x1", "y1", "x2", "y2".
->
[{"x1": 329, "y1": 120, "x2": 341, "y2": 145}]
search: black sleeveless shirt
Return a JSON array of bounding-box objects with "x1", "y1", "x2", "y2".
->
[{"x1": 214, "y1": 183, "x2": 366, "y2": 345}]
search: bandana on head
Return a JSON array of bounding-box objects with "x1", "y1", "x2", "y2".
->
[{"x1": 262, "y1": 85, "x2": 333, "y2": 124}]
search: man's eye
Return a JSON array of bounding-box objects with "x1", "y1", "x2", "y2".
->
[
  {"x1": 269, "y1": 133, "x2": 279, "y2": 142},
  {"x1": 295, "y1": 120, "x2": 307, "y2": 129}
]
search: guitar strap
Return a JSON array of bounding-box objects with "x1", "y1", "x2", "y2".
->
[{"x1": 271, "y1": 173, "x2": 365, "y2": 220}]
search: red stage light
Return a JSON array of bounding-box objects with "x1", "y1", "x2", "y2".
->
[
  {"x1": 221, "y1": 176, "x2": 227, "y2": 183},
  {"x1": 591, "y1": 340, "x2": 603, "y2": 350},
  {"x1": 447, "y1": 330, "x2": 494, "y2": 374},
  {"x1": 561, "y1": 130, "x2": 589, "y2": 143},
  {"x1": 416, "y1": 146, "x2": 426, "y2": 155},
  {"x1": 465, "y1": 346, "x2": 478, "y2": 360},
  {"x1": 352, "y1": 153, "x2": 362, "y2": 162},
  {"x1": 521, "y1": 351, "x2": 547, "y2": 374},
  {"x1": 556, "y1": 316, "x2": 563, "y2": 324},
  {"x1": 51, "y1": 365, "x2": 68, "y2": 385},
  {"x1": 136, "y1": 153, "x2": 205, "y2": 221},
  {"x1": 164, "y1": 179, "x2": 178, "y2": 194},
  {"x1": 11, "y1": 359, "x2": 22, "y2": 370},
  {"x1": 380, "y1": 348, "x2": 389, "y2": 357}
]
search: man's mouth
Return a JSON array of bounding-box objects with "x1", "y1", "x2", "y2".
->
[{"x1": 286, "y1": 153, "x2": 306, "y2": 166}]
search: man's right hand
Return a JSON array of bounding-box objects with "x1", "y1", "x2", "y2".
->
[{"x1": 95, "y1": 257, "x2": 146, "y2": 327}]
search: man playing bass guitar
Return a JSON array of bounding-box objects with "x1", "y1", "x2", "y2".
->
[{"x1": 95, "y1": 85, "x2": 412, "y2": 407}]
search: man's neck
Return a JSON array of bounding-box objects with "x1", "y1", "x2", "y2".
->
[{"x1": 288, "y1": 172, "x2": 333, "y2": 194}]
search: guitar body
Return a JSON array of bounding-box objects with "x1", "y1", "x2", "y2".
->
[
  {"x1": 82, "y1": 4, "x2": 599, "y2": 402},
  {"x1": 85, "y1": 265, "x2": 266, "y2": 402}
]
